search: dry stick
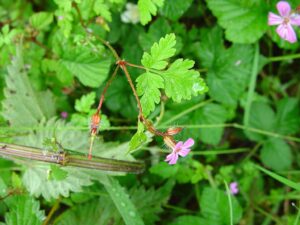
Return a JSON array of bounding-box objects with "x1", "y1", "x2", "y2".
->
[{"x1": 42, "y1": 197, "x2": 61, "y2": 225}]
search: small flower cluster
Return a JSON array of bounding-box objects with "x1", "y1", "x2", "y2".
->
[{"x1": 268, "y1": 1, "x2": 300, "y2": 43}]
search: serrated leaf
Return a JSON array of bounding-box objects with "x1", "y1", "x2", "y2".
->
[
  {"x1": 200, "y1": 187, "x2": 242, "y2": 225},
  {"x1": 60, "y1": 48, "x2": 111, "y2": 88},
  {"x1": 160, "y1": 0, "x2": 193, "y2": 20},
  {"x1": 163, "y1": 59, "x2": 207, "y2": 102},
  {"x1": 199, "y1": 27, "x2": 254, "y2": 106},
  {"x1": 260, "y1": 138, "x2": 292, "y2": 171},
  {"x1": 206, "y1": 0, "x2": 268, "y2": 43},
  {"x1": 29, "y1": 12, "x2": 53, "y2": 30},
  {"x1": 2, "y1": 44, "x2": 56, "y2": 127},
  {"x1": 141, "y1": 33, "x2": 176, "y2": 70},
  {"x1": 138, "y1": 0, "x2": 165, "y2": 25},
  {"x1": 94, "y1": 0, "x2": 112, "y2": 22},
  {"x1": 136, "y1": 72, "x2": 164, "y2": 116},
  {"x1": 75, "y1": 92, "x2": 96, "y2": 113},
  {"x1": 103, "y1": 177, "x2": 145, "y2": 225},
  {"x1": 5, "y1": 195, "x2": 45, "y2": 225},
  {"x1": 150, "y1": 161, "x2": 179, "y2": 179}
]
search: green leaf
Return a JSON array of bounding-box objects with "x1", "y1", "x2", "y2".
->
[
  {"x1": 60, "y1": 48, "x2": 111, "y2": 88},
  {"x1": 160, "y1": 0, "x2": 193, "y2": 20},
  {"x1": 150, "y1": 162, "x2": 179, "y2": 179},
  {"x1": 255, "y1": 164, "x2": 300, "y2": 191},
  {"x1": 199, "y1": 27, "x2": 254, "y2": 106},
  {"x1": 247, "y1": 101, "x2": 276, "y2": 141},
  {"x1": 138, "y1": 0, "x2": 165, "y2": 25},
  {"x1": 197, "y1": 103, "x2": 227, "y2": 145},
  {"x1": 163, "y1": 59, "x2": 207, "y2": 102},
  {"x1": 128, "y1": 121, "x2": 147, "y2": 152},
  {"x1": 200, "y1": 187, "x2": 242, "y2": 225},
  {"x1": 206, "y1": 0, "x2": 268, "y2": 43},
  {"x1": 103, "y1": 177, "x2": 145, "y2": 225},
  {"x1": 136, "y1": 72, "x2": 164, "y2": 116},
  {"x1": 168, "y1": 216, "x2": 205, "y2": 225},
  {"x1": 141, "y1": 33, "x2": 176, "y2": 70},
  {"x1": 2, "y1": 44, "x2": 56, "y2": 127},
  {"x1": 48, "y1": 165, "x2": 68, "y2": 181},
  {"x1": 275, "y1": 98, "x2": 300, "y2": 135},
  {"x1": 260, "y1": 138, "x2": 292, "y2": 171},
  {"x1": 93, "y1": 0, "x2": 112, "y2": 22},
  {"x1": 75, "y1": 92, "x2": 96, "y2": 113},
  {"x1": 29, "y1": 12, "x2": 53, "y2": 30},
  {"x1": 5, "y1": 195, "x2": 45, "y2": 225}
]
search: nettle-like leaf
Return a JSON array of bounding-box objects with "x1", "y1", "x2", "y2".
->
[
  {"x1": 2, "y1": 44, "x2": 56, "y2": 127},
  {"x1": 4, "y1": 195, "x2": 45, "y2": 225},
  {"x1": 206, "y1": 0, "x2": 268, "y2": 43},
  {"x1": 137, "y1": 33, "x2": 207, "y2": 116},
  {"x1": 160, "y1": 0, "x2": 193, "y2": 21},
  {"x1": 60, "y1": 47, "x2": 111, "y2": 88},
  {"x1": 74, "y1": 92, "x2": 96, "y2": 113},
  {"x1": 138, "y1": 0, "x2": 165, "y2": 25}
]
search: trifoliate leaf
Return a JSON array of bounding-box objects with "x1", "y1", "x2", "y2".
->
[
  {"x1": 60, "y1": 47, "x2": 111, "y2": 88},
  {"x1": 141, "y1": 33, "x2": 176, "y2": 70},
  {"x1": 163, "y1": 59, "x2": 207, "y2": 102},
  {"x1": 29, "y1": 12, "x2": 53, "y2": 30},
  {"x1": 199, "y1": 27, "x2": 253, "y2": 106},
  {"x1": 200, "y1": 187, "x2": 242, "y2": 225},
  {"x1": 138, "y1": 0, "x2": 165, "y2": 25},
  {"x1": 206, "y1": 0, "x2": 268, "y2": 43},
  {"x1": 136, "y1": 72, "x2": 164, "y2": 116},
  {"x1": 75, "y1": 92, "x2": 96, "y2": 113},
  {"x1": 275, "y1": 98, "x2": 300, "y2": 135},
  {"x1": 2, "y1": 44, "x2": 56, "y2": 127},
  {"x1": 5, "y1": 195, "x2": 45, "y2": 225},
  {"x1": 160, "y1": 0, "x2": 193, "y2": 21},
  {"x1": 260, "y1": 138, "x2": 292, "y2": 171}
]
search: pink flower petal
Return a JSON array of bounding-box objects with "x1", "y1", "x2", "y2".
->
[
  {"x1": 276, "y1": 23, "x2": 297, "y2": 43},
  {"x1": 165, "y1": 152, "x2": 175, "y2": 162},
  {"x1": 268, "y1": 12, "x2": 283, "y2": 25},
  {"x1": 182, "y1": 138, "x2": 195, "y2": 148},
  {"x1": 290, "y1": 14, "x2": 300, "y2": 26},
  {"x1": 178, "y1": 149, "x2": 190, "y2": 157},
  {"x1": 174, "y1": 141, "x2": 183, "y2": 150},
  {"x1": 277, "y1": 1, "x2": 291, "y2": 17},
  {"x1": 168, "y1": 153, "x2": 178, "y2": 165}
]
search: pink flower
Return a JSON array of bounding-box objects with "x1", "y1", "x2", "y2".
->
[
  {"x1": 230, "y1": 182, "x2": 239, "y2": 195},
  {"x1": 268, "y1": 1, "x2": 300, "y2": 43},
  {"x1": 60, "y1": 111, "x2": 68, "y2": 119},
  {"x1": 165, "y1": 138, "x2": 194, "y2": 165}
]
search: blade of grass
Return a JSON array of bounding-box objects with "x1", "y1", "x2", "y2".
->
[
  {"x1": 255, "y1": 165, "x2": 300, "y2": 191},
  {"x1": 224, "y1": 180, "x2": 233, "y2": 225}
]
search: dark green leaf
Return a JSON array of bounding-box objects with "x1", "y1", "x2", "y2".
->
[{"x1": 160, "y1": 0, "x2": 193, "y2": 20}]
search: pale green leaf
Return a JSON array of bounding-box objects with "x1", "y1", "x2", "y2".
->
[
  {"x1": 60, "y1": 48, "x2": 111, "y2": 88},
  {"x1": 141, "y1": 33, "x2": 176, "y2": 70},
  {"x1": 94, "y1": 0, "x2": 112, "y2": 22},
  {"x1": 75, "y1": 92, "x2": 96, "y2": 113},
  {"x1": 136, "y1": 72, "x2": 164, "y2": 116},
  {"x1": 5, "y1": 196, "x2": 45, "y2": 225},
  {"x1": 48, "y1": 165, "x2": 68, "y2": 181},
  {"x1": 29, "y1": 12, "x2": 53, "y2": 30},
  {"x1": 128, "y1": 132, "x2": 147, "y2": 153},
  {"x1": 260, "y1": 138, "x2": 292, "y2": 171},
  {"x1": 2, "y1": 44, "x2": 56, "y2": 127},
  {"x1": 206, "y1": 0, "x2": 268, "y2": 43},
  {"x1": 138, "y1": 0, "x2": 165, "y2": 25}
]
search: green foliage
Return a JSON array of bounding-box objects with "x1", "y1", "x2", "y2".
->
[
  {"x1": 206, "y1": 0, "x2": 268, "y2": 43},
  {"x1": 4, "y1": 196, "x2": 45, "y2": 225},
  {"x1": 29, "y1": 12, "x2": 53, "y2": 30},
  {"x1": 138, "y1": 0, "x2": 165, "y2": 25},
  {"x1": 160, "y1": 0, "x2": 193, "y2": 21},
  {"x1": 128, "y1": 121, "x2": 147, "y2": 153},
  {"x1": 75, "y1": 92, "x2": 96, "y2": 113}
]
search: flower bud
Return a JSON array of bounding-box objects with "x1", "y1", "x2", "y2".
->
[
  {"x1": 166, "y1": 127, "x2": 183, "y2": 136},
  {"x1": 90, "y1": 113, "x2": 101, "y2": 135}
]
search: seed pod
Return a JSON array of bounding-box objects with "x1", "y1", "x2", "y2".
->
[
  {"x1": 90, "y1": 113, "x2": 101, "y2": 135},
  {"x1": 166, "y1": 127, "x2": 183, "y2": 136}
]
